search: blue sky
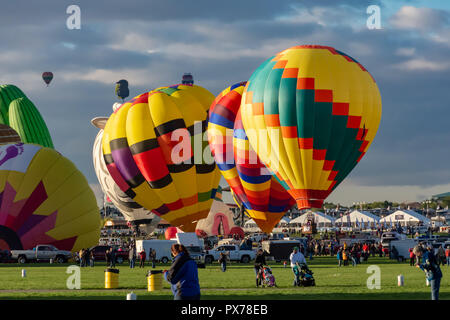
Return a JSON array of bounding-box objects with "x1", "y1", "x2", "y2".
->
[{"x1": 0, "y1": 0, "x2": 449, "y2": 206}]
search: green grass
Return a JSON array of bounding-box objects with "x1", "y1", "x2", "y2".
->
[{"x1": 0, "y1": 256, "x2": 448, "y2": 300}]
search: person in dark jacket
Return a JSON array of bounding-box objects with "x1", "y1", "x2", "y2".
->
[
  {"x1": 416, "y1": 245, "x2": 443, "y2": 300},
  {"x1": 218, "y1": 252, "x2": 227, "y2": 272},
  {"x1": 254, "y1": 249, "x2": 266, "y2": 287},
  {"x1": 164, "y1": 244, "x2": 200, "y2": 300}
]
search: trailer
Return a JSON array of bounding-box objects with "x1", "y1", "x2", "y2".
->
[
  {"x1": 261, "y1": 240, "x2": 301, "y2": 263},
  {"x1": 389, "y1": 239, "x2": 417, "y2": 262}
]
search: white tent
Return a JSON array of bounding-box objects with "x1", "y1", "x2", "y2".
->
[
  {"x1": 276, "y1": 216, "x2": 291, "y2": 227},
  {"x1": 379, "y1": 210, "x2": 431, "y2": 226},
  {"x1": 244, "y1": 219, "x2": 258, "y2": 229},
  {"x1": 289, "y1": 211, "x2": 335, "y2": 228},
  {"x1": 335, "y1": 210, "x2": 380, "y2": 228}
]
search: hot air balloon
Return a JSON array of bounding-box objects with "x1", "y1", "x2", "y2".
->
[
  {"x1": 0, "y1": 85, "x2": 26, "y2": 124},
  {"x1": 0, "y1": 85, "x2": 54, "y2": 148},
  {"x1": 8, "y1": 97, "x2": 54, "y2": 148},
  {"x1": 102, "y1": 84, "x2": 221, "y2": 232},
  {"x1": 0, "y1": 143, "x2": 100, "y2": 251},
  {"x1": 91, "y1": 116, "x2": 161, "y2": 234},
  {"x1": 42, "y1": 72, "x2": 53, "y2": 86},
  {"x1": 208, "y1": 82, "x2": 295, "y2": 233},
  {"x1": 115, "y1": 80, "x2": 129, "y2": 101},
  {"x1": 240, "y1": 45, "x2": 382, "y2": 210}
]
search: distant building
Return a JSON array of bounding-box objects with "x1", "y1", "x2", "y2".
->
[{"x1": 182, "y1": 73, "x2": 194, "y2": 85}]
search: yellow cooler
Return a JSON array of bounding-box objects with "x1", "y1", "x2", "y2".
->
[
  {"x1": 147, "y1": 270, "x2": 163, "y2": 291},
  {"x1": 105, "y1": 268, "x2": 119, "y2": 289}
]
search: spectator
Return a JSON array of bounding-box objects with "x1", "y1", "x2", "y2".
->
[
  {"x1": 446, "y1": 246, "x2": 450, "y2": 267},
  {"x1": 164, "y1": 244, "x2": 200, "y2": 300},
  {"x1": 416, "y1": 245, "x2": 443, "y2": 300},
  {"x1": 436, "y1": 245, "x2": 446, "y2": 266},
  {"x1": 254, "y1": 249, "x2": 266, "y2": 288},
  {"x1": 218, "y1": 252, "x2": 227, "y2": 272},
  {"x1": 139, "y1": 249, "x2": 146, "y2": 268},
  {"x1": 105, "y1": 249, "x2": 111, "y2": 266},
  {"x1": 110, "y1": 247, "x2": 116, "y2": 268},
  {"x1": 409, "y1": 248, "x2": 415, "y2": 266},
  {"x1": 89, "y1": 249, "x2": 94, "y2": 267},
  {"x1": 337, "y1": 248, "x2": 343, "y2": 267},
  {"x1": 151, "y1": 249, "x2": 156, "y2": 268},
  {"x1": 342, "y1": 249, "x2": 349, "y2": 266},
  {"x1": 290, "y1": 247, "x2": 307, "y2": 286},
  {"x1": 79, "y1": 248, "x2": 85, "y2": 267},
  {"x1": 129, "y1": 245, "x2": 136, "y2": 269}
]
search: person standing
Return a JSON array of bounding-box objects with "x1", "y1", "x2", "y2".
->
[
  {"x1": 139, "y1": 249, "x2": 146, "y2": 268},
  {"x1": 446, "y1": 246, "x2": 450, "y2": 267},
  {"x1": 129, "y1": 244, "x2": 136, "y2": 269},
  {"x1": 289, "y1": 247, "x2": 307, "y2": 286},
  {"x1": 254, "y1": 249, "x2": 266, "y2": 287},
  {"x1": 416, "y1": 245, "x2": 443, "y2": 300},
  {"x1": 337, "y1": 248, "x2": 343, "y2": 267},
  {"x1": 409, "y1": 248, "x2": 415, "y2": 266},
  {"x1": 110, "y1": 247, "x2": 116, "y2": 268},
  {"x1": 218, "y1": 252, "x2": 227, "y2": 272},
  {"x1": 436, "y1": 245, "x2": 446, "y2": 266},
  {"x1": 342, "y1": 249, "x2": 349, "y2": 266},
  {"x1": 89, "y1": 249, "x2": 95, "y2": 267},
  {"x1": 164, "y1": 244, "x2": 200, "y2": 300},
  {"x1": 151, "y1": 249, "x2": 156, "y2": 268},
  {"x1": 79, "y1": 248, "x2": 85, "y2": 267},
  {"x1": 105, "y1": 249, "x2": 110, "y2": 267},
  {"x1": 148, "y1": 247, "x2": 153, "y2": 268}
]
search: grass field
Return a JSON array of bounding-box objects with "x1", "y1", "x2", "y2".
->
[{"x1": 0, "y1": 256, "x2": 448, "y2": 300}]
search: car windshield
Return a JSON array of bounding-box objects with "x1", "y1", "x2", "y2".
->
[{"x1": 187, "y1": 246, "x2": 202, "y2": 254}]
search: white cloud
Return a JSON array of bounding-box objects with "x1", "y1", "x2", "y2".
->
[
  {"x1": 395, "y1": 47, "x2": 416, "y2": 57},
  {"x1": 391, "y1": 6, "x2": 448, "y2": 31},
  {"x1": 394, "y1": 58, "x2": 450, "y2": 71}
]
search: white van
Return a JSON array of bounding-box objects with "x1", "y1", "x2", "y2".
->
[{"x1": 135, "y1": 239, "x2": 176, "y2": 264}]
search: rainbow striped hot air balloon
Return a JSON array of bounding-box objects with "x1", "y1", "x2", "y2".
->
[
  {"x1": 241, "y1": 45, "x2": 382, "y2": 210},
  {"x1": 102, "y1": 84, "x2": 221, "y2": 232},
  {"x1": 208, "y1": 82, "x2": 294, "y2": 233}
]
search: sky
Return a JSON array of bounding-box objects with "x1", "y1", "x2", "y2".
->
[{"x1": 0, "y1": 0, "x2": 449, "y2": 207}]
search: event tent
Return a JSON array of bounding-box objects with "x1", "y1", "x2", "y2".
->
[
  {"x1": 335, "y1": 210, "x2": 380, "y2": 228},
  {"x1": 379, "y1": 210, "x2": 431, "y2": 226},
  {"x1": 289, "y1": 211, "x2": 335, "y2": 228}
]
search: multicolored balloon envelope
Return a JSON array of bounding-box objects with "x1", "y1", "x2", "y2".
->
[
  {"x1": 241, "y1": 45, "x2": 382, "y2": 210},
  {"x1": 102, "y1": 84, "x2": 221, "y2": 232},
  {"x1": 92, "y1": 118, "x2": 160, "y2": 233},
  {"x1": 208, "y1": 82, "x2": 295, "y2": 233},
  {"x1": 0, "y1": 143, "x2": 100, "y2": 251}
]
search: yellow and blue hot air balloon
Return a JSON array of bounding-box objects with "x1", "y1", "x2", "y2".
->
[
  {"x1": 241, "y1": 45, "x2": 382, "y2": 210},
  {"x1": 208, "y1": 82, "x2": 294, "y2": 233},
  {"x1": 102, "y1": 84, "x2": 221, "y2": 232},
  {"x1": 0, "y1": 143, "x2": 100, "y2": 251}
]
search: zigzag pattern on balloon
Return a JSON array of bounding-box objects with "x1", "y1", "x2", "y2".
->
[
  {"x1": 208, "y1": 82, "x2": 294, "y2": 233},
  {"x1": 241, "y1": 45, "x2": 382, "y2": 210},
  {"x1": 102, "y1": 84, "x2": 221, "y2": 232}
]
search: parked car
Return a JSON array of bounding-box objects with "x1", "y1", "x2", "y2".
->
[
  {"x1": 89, "y1": 245, "x2": 129, "y2": 264},
  {"x1": 204, "y1": 244, "x2": 255, "y2": 264},
  {"x1": 10, "y1": 245, "x2": 72, "y2": 264}
]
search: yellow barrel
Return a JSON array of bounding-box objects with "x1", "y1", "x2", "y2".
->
[
  {"x1": 147, "y1": 270, "x2": 163, "y2": 291},
  {"x1": 105, "y1": 268, "x2": 119, "y2": 289}
]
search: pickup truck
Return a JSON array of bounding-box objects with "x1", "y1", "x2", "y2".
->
[
  {"x1": 10, "y1": 245, "x2": 72, "y2": 264},
  {"x1": 204, "y1": 244, "x2": 255, "y2": 264}
]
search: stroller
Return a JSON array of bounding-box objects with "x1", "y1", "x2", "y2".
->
[
  {"x1": 258, "y1": 266, "x2": 277, "y2": 287},
  {"x1": 293, "y1": 263, "x2": 315, "y2": 287}
]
